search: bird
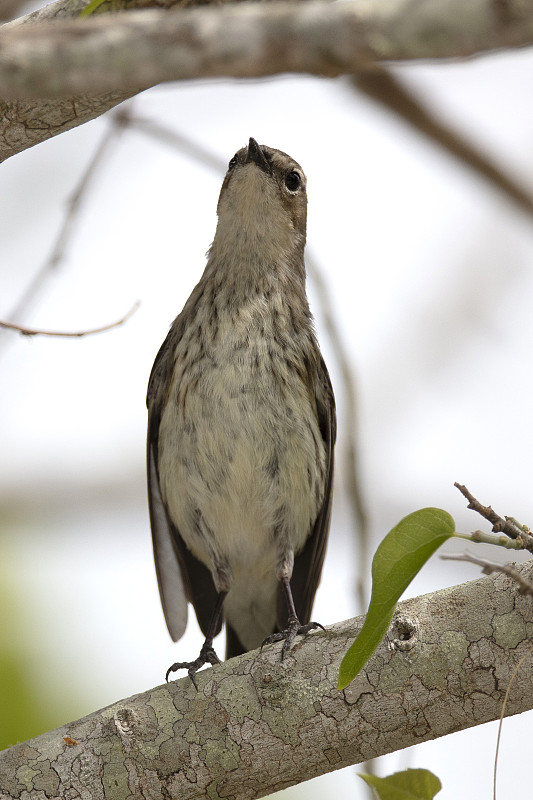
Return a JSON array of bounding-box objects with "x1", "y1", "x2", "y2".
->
[{"x1": 146, "y1": 137, "x2": 336, "y2": 685}]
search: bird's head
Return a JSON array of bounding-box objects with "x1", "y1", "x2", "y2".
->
[{"x1": 214, "y1": 138, "x2": 308, "y2": 262}]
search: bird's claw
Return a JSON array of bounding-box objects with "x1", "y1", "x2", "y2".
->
[
  {"x1": 165, "y1": 643, "x2": 221, "y2": 688},
  {"x1": 261, "y1": 616, "x2": 325, "y2": 659}
]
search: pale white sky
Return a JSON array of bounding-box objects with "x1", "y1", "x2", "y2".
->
[{"x1": 2, "y1": 49, "x2": 533, "y2": 797}]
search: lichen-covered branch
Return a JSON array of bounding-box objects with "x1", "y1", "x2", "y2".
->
[{"x1": 2, "y1": 562, "x2": 533, "y2": 800}]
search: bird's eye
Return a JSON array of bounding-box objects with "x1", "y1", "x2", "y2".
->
[
  {"x1": 284, "y1": 171, "x2": 301, "y2": 191},
  {"x1": 284, "y1": 171, "x2": 301, "y2": 192},
  {"x1": 228, "y1": 155, "x2": 238, "y2": 170}
]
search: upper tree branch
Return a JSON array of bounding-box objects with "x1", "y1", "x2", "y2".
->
[
  {"x1": 0, "y1": 0, "x2": 199, "y2": 163},
  {"x1": 2, "y1": 0, "x2": 533, "y2": 161},
  {"x1": 1, "y1": 561, "x2": 533, "y2": 800},
  {"x1": 2, "y1": 1, "x2": 533, "y2": 100}
]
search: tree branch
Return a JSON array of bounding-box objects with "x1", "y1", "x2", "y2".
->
[
  {"x1": 3, "y1": 1, "x2": 533, "y2": 101},
  {"x1": 2, "y1": 0, "x2": 533, "y2": 161},
  {"x1": 2, "y1": 561, "x2": 533, "y2": 800},
  {"x1": 0, "y1": 0, "x2": 184, "y2": 164}
]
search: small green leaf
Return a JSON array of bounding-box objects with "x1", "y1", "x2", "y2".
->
[
  {"x1": 359, "y1": 768, "x2": 442, "y2": 799},
  {"x1": 338, "y1": 508, "x2": 454, "y2": 689},
  {"x1": 79, "y1": 0, "x2": 107, "y2": 17}
]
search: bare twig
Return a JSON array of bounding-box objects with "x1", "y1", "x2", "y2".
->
[
  {"x1": 0, "y1": 301, "x2": 140, "y2": 338},
  {"x1": 441, "y1": 551, "x2": 533, "y2": 596},
  {"x1": 454, "y1": 482, "x2": 533, "y2": 551}
]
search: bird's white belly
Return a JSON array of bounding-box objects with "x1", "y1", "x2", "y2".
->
[{"x1": 158, "y1": 322, "x2": 326, "y2": 584}]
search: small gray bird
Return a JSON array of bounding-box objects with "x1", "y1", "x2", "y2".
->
[{"x1": 147, "y1": 138, "x2": 336, "y2": 683}]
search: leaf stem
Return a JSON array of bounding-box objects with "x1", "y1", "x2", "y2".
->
[{"x1": 452, "y1": 531, "x2": 524, "y2": 550}]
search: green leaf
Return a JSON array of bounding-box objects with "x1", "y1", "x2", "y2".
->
[
  {"x1": 359, "y1": 768, "x2": 442, "y2": 799},
  {"x1": 338, "y1": 508, "x2": 454, "y2": 689},
  {"x1": 79, "y1": 0, "x2": 107, "y2": 17}
]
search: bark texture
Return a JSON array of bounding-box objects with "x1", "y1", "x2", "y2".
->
[{"x1": 1, "y1": 562, "x2": 533, "y2": 800}]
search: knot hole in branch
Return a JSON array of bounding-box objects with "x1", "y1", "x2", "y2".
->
[{"x1": 389, "y1": 614, "x2": 419, "y2": 652}]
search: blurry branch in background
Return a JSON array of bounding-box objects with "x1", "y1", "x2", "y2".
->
[
  {"x1": 352, "y1": 66, "x2": 533, "y2": 220},
  {"x1": 0, "y1": 0, "x2": 27, "y2": 22},
  {"x1": 4, "y1": 108, "x2": 131, "y2": 330},
  {"x1": 125, "y1": 114, "x2": 227, "y2": 174},
  {"x1": 493, "y1": 648, "x2": 530, "y2": 800},
  {"x1": 307, "y1": 253, "x2": 370, "y2": 608},
  {"x1": 0, "y1": 301, "x2": 139, "y2": 338},
  {"x1": 2, "y1": 561, "x2": 533, "y2": 799}
]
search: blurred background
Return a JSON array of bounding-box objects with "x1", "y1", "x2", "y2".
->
[{"x1": 1, "y1": 20, "x2": 533, "y2": 797}]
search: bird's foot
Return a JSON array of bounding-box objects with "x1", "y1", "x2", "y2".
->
[
  {"x1": 165, "y1": 642, "x2": 221, "y2": 688},
  {"x1": 261, "y1": 615, "x2": 325, "y2": 659}
]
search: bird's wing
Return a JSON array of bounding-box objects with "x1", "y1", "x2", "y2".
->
[
  {"x1": 283, "y1": 354, "x2": 337, "y2": 627},
  {"x1": 147, "y1": 318, "x2": 220, "y2": 642},
  {"x1": 147, "y1": 438, "x2": 188, "y2": 642}
]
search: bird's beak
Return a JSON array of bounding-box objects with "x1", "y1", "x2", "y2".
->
[{"x1": 245, "y1": 138, "x2": 271, "y2": 174}]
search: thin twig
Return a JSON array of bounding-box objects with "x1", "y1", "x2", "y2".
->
[
  {"x1": 125, "y1": 114, "x2": 226, "y2": 173},
  {"x1": 306, "y1": 251, "x2": 370, "y2": 610},
  {"x1": 440, "y1": 552, "x2": 533, "y2": 596},
  {"x1": 454, "y1": 482, "x2": 533, "y2": 551},
  {"x1": 6, "y1": 106, "x2": 132, "y2": 327},
  {"x1": 493, "y1": 649, "x2": 529, "y2": 800},
  {"x1": 0, "y1": 301, "x2": 140, "y2": 338}
]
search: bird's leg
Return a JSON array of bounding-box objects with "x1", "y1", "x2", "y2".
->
[
  {"x1": 166, "y1": 591, "x2": 226, "y2": 688},
  {"x1": 262, "y1": 577, "x2": 324, "y2": 659}
]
